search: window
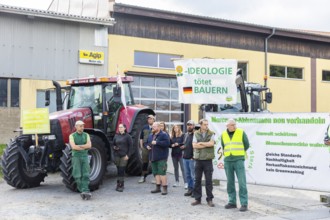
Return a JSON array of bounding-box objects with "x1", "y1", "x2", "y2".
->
[
  {"x1": 11, "y1": 79, "x2": 20, "y2": 107},
  {"x1": 0, "y1": 78, "x2": 20, "y2": 107},
  {"x1": 131, "y1": 75, "x2": 184, "y2": 129},
  {"x1": 322, "y1": 70, "x2": 330, "y2": 81},
  {"x1": 134, "y1": 51, "x2": 182, "y2": 69},
  {"x1": 0, "y1": 79, "x2": 8, "y2": 107},
  {"x1": 270, "y1": 65, "x2": 303, "y2": 79}
]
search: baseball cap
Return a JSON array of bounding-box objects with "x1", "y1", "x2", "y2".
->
[
  {"x1": 148, "y1": 115, "x2": 155, "y2": 119},
  {"x1": 75, "y1": 120, "x2": 85, "y2": 126},
  {"x1": 187, "y1": 120, "x2": 195, "y2": 125}
]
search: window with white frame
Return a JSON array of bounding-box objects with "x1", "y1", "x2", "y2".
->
[
  {"x1": 134, "y1": 51, "x2": 182, "y2": 69},
  {"x1": 270, "y1": 65, "x2": 303, "y2": 79},
  {"x1": 130, "y1": 74, "x2": 183, "y2": 129}
]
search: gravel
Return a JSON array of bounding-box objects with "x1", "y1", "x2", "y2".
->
[{"x1": 0, "y1": 164, "x2": 328, "y2": 220}]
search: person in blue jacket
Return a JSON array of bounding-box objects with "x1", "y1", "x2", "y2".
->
[{"x1": 146, "y1": 122, "x2": 170, "y2": 195}]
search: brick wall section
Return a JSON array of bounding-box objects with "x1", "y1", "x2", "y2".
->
[{"x1": 0, "y1": 108, "x2": 20, "y2": 144}]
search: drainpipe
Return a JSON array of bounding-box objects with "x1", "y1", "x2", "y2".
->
[{"x1": 264, "y1": 28, "x2": 276, "y2": 87}]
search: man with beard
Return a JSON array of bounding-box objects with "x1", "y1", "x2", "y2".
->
[
  {"x1": 146, "y1": 122, "x2": 170, "y2": 195},
  {"x1": 138, "y1": 115, "x2": 155, "y2": 183}
]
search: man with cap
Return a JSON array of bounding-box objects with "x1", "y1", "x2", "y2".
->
[
  {"x1": 182, "y1": 120, "x2": 196, "y2": 197},
  {"x1": 138, "y1": 114, "x2": 155, "y2": 183},
  {"x1": 69, "y1": 120, "x2": 92, "y2": 200}
]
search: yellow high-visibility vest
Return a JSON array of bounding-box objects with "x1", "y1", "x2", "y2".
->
[{"x1": 222, "y1": 128, "x2": 245, "y2": 157}]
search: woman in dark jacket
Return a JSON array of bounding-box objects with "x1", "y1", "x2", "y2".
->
[
  {"x1": 113, "y1": 123, "x2": 133, "y2": 192},
  {"x1": 170, "y1": 124, "x2": 187, "y2": 187}
]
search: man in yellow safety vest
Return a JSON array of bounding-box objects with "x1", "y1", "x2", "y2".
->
[{"x1": 221, "y1": 118, "x2": 250, "y2": 212}]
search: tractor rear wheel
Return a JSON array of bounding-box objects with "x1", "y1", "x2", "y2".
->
[
  {"x1": 60, "y1": 135, "x2": 107, "y2": 192},
  {"x1": 126, "y1": 113, "x2": 148, "y2": 176},
  {"x1": 1, "y1": 137, "x2": 47, "y2": 188}
]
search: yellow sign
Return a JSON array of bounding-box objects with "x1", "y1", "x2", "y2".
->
[
  {"x1": 22, "y1": 108, "x2": 50, "y2": 134},
  {"x1": 79, "y1": 50, "x2": 104, "y2": 65}
]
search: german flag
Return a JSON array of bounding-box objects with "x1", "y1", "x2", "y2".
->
[{"x1": 183, "y1": 87, "x2": 193, "y2": 94}]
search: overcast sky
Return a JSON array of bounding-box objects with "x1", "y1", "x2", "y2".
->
[{"x1": 0, "y1": 0, "x2": 329, "y2": 32}]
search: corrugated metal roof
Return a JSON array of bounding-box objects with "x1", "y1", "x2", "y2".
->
[
  {"x1": 0, "y1": 3, "x2": 115, "y2": 26},
  {"x1": 114, "y1": 3, "x2": 330, "y2": 42}
]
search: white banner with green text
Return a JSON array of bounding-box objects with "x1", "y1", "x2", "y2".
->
[
  {"x1": 173, "y1": 59, "x2": 237, "y2": 104},
  {"x1": 206, "y1": 112, "x2": 330, "y2": 191}
]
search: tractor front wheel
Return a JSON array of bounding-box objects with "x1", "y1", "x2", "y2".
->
[
  {"x1": 60, "y1": 135, "x2": 107, "y2": 192},
  {"x1": 1, "y1": 137, "x2": 47, "y2": 189}
]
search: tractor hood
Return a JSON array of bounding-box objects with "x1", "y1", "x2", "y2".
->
[{"x1": 49, "y1": 108, "x2": 93, "y2": 144}]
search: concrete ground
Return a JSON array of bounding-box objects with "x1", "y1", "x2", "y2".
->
[{"x1": 0, "y1": 162, "x2": 329, "y2": 220}]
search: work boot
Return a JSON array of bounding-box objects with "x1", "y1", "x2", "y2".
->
[
  {"x1": 138, "y1": 176, "x2": 145, "y2": 183},
  {"x1": 184, "y1": 189, "x2": 193, "y2": 196},
  {"x1": 82, "y1": 192, "x2": 92, "y2": 200},
  {"x1": 115, "y1": 180, "x2": 120, "y2": 191},
  {"x1": 161, "y1": 185, "x2": 168, "y2": 195},
  {"x1": 207, "y1": 200, "x2": 215, "y2": 207},
  {"x1": 191, "y1": 200, "x2": 201, "y2": 206},
  {"x1": 225, "y1": 203, "x2": 237, "y2": 209},
  {"x1": 116, "y1": 181, "x2": 124, "y2": 192},
  {"x1": 239, "y1": 205, "x2": 248, "y2": 212},
  {"x1": 151, "y1": 184, "x2": 161, "y2": 193}
]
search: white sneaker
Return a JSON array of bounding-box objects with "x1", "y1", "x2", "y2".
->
[
  {"x1": 173, "y1": 181, "x2": 179, "y2": 187},
  {"x1": 184, "y1": 183, "x2": 188, "y2": 189},
  {"x1": 138, "y1": 176, "x2": 145, "y2": 183}
]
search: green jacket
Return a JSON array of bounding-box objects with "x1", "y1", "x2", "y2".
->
[{"x1": 193, "y1": 129, "x2": 215, "y2": 160}]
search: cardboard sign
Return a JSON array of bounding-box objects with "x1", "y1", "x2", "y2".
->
[{"x1": 22, "y1": 108, "x2": 50, "y2": 134}]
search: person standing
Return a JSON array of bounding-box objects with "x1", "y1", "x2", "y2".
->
[
  {"x1": 138, "y1": 115, "x2": 155, "y2": 183},
  {"x1": 170, "y1": 124, "x2": 186, "y2": 187},
  {"x1": 182, "y1": 120, "x2": 195, "y2": 196},
  {"x1": 113, "y1": 123, "x2": 133, "y2": 192},
  {"x1": 147, "y1": 122, "x2": 170, "y2": 195},
  {"x1": 221, "y1": 118, "x2": 250, "y2": 212},
  {"x1": 191, "y1": 119, "x2": 215, "y2": 207},
  {"x1": 69, "y1": 120, "x2": 92, "y2": 200}
]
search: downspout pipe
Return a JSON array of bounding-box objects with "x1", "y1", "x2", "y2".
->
[{"x1": 264, "y1": 28, "x2": 276, "y2": 87}]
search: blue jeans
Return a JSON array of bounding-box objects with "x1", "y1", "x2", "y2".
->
[{"x1": 183, "y1": 158, "x2": 195, "y2": 190}]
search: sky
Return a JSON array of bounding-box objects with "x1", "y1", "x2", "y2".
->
[{"x1": 0, "y1": 0, "x2": 329, "y2": 32}]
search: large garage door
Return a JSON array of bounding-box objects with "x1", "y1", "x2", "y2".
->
[{"x1": 130, "y1": 74, "x2": 184, "y2": 129}]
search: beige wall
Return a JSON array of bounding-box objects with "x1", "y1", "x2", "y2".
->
[
  {"x1": 108, "y1": 35, "x2": 330, "y2": 118},
  {"x1": 267, "y1": 54, "x2": 311, "y2": 112}
]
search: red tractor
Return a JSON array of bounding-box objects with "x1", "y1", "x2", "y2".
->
[{"x1": 1, "y1": 75, "x2": 155, "y2": 191}]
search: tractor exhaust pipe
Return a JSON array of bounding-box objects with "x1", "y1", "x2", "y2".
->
[{"x1": 52, "y1": 80, "x2": 63, "y2": 111}]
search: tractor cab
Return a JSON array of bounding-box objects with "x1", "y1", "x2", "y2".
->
[{"x1": 48, "y1": 76, "x2": 135, "y2": 135}]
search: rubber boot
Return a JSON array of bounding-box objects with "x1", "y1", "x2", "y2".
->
[
  {"x1": 161, "y1": 185, "x2": 168, "y2": 195},
  {"x1": 151, "y1": 184, "x2": 161, "y2": 193}
]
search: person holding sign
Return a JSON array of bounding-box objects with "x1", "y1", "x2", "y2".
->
[
  {"x1": 191, "y1": 119, "x2": 215, "y2": 207},
  {"x1": 69, "y1": 120, "x2": 92, "y2": 200},
  {"x1": 221, "y1": 118, "x2": 250, "y2": 212}
]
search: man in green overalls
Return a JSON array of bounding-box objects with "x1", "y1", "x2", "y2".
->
[
  {"x1": 221, "y1": 118, "x2": 250, "y2": 212},
  {"x1": 69, "y1": 120, "x2": 92, "y2": 200}
]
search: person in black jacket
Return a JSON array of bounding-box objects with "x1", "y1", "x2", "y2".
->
[
  {"x1": 113, "y1": 123, "x2": 133, "y2": 192},
  {"x1": 170, "y1": 124, "x2": 186, "y2": 187},
  {"x1": 182, "y1": 120, "x2": 195, "y2": 196}
]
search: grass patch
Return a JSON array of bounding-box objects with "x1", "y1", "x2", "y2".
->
[{"x1": 0, "y1": 144, "x2": 6, "y2": 178}]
